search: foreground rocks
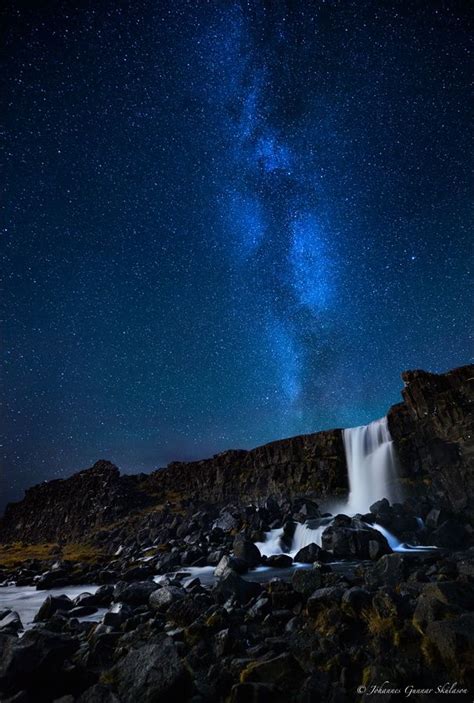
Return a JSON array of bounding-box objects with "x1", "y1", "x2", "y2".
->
[{"x1": 1, "y1": 543, "x2": 474, "y2": 702}]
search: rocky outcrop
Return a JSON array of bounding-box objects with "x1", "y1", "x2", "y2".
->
[
  {"x1": 142, "y1": 429, "x2": 347, "y2": 507},
  {"x1": 0, "y1": 461, "x2": 150, "y2": 544},
  {"x1": 0, "y1": 364, "x2": 472, "y2": 545},
  {"x1": 388, "y1": 364, "x2": 474, "y2": 512}
]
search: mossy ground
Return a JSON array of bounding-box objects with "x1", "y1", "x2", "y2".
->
[{"x1": 0, "y1": 541, "x2": 104, "y2": 568}]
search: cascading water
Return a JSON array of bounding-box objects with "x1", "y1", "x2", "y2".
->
[
  {"x1": 257, "y1": 416, "x2": 436, "y2": 558},
  {"x1": 342, "y1": 417, "x2": 402, "y2": 515}
]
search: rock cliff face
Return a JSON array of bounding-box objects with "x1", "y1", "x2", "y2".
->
[
  {"x1": 142, "y1": 429, "x2": 347, "y2": 507},
  {"x1": 388, "y1": 364, "x2": 474, "y2": 513},
  {"x1": 0, "y1": 364, "x2": 472, "y2": 544},
  {"x1": 0, "y1": 461, "x2": 150, "y2": 544}
]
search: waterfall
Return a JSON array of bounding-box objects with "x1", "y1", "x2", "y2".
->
[
  {"x1": 255, "y1": 416, "x2": 436, "y2": 559},
  {"x1": 342, "y1": 417, "x2": 402, "y2": 515}
]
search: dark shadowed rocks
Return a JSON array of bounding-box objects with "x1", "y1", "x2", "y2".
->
[
  {"x1": 110, "y1": 636, "x2": 190, "y2": 703},
  {"x1": 321, "y1": 516, "x2": 391, "y2": 560}
]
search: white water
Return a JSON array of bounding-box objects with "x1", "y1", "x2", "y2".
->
[
  {"x1": 341, "y1": 417, "x2": 402, "y2": 515},
  {"x1": 0, "y1": 585, "x2": 104, "y2": 631},
  {"x1": 257, "y1": 416, "x2": 436, "y2": 557}
]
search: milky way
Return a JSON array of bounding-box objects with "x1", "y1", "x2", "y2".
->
[{"x1": 2, "y1": 1, "x2": 472, "y2": 507}]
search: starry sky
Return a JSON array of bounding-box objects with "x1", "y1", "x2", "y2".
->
[{"x1": 1, "y1": 0, "x2": 472, "y2": 509}]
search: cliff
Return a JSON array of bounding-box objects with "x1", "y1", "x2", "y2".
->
[
  {"x1": 0, "y1": 363, "x2": 472, "y2": 544},
  {"x1": 388, "y1": 363, "x2": 474, "y2": 512},
  {"x1": 0, "y1": 461, "x2": 151, "y2": 544}
]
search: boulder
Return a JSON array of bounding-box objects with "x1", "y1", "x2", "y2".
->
[
  {"x1": 112, "y1": 581, "x2": 158, "y2": 605},
  {"x1": 293, "y1": 543, "x2": 330, "y2": 564},
  {"x1": 149, "y1": 586, "x2": 185, "y2": 611},
  {"x1": 233, "y1": 534, "x2": 261, "y2": 567},
  {"x1": 292, "y1": 565, "x2": 328, "y2": 598},
  {"x1": 0, "y1": 628, "x2": 79, "y2": 697},
  {"x1": 425, "y1": 613, "x2": 474, "y2": 676},
  {"x1": 213, "y1": 511, "x2": 239, "y2": 532},
  {"x1": 413, "y1": 581, "x2": 474, "y2": 632},
  {"x1": 365, "y1": 553, "x2": 407, "y2": 588},
  {"x1": 111, "y1": 636, "x2": 189, "y2": 702},
  {"x1": 432, "y1": 519, "x2": 465, "y2": 549},
  {"x1": 77, "y1": 684, "x2": 121, "y2": 703},
  {"x1": 322, "y1": 517, "x2": 391, "y2": 560},
  {"x1": 229, "y1": 683, "x2": 275, "y2": 703},
  {"x1": 214, "y1": 555, "x2": 248, "y2": 577},
  {"x1": 213, "y1": 571, "x2": 262, "y2": 605},
  {"x1": 34, "y1": 595, "x2": 73, "y2": 622},
  {"x1": 0, "y1": 612, "x2": 22, "y2": 635},
  {"x1": 341, "y1": 587, "x2": 372, "y2": 615},
  {"x1": 102, "y1": 603, "x2": 132, "y2": 629},
  {"x1": 307, "y1": 587, "x2": 345, "y2": 616},
  {"x1": 240, "y1": 653, "x2": 303, "y2": 687}
]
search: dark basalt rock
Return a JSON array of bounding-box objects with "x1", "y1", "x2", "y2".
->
[
  {"x1": 0, "y1": 612, "x2": 22, "y2": 635},
  {"x1": 0, "y1": 461, "x2": 150, "y2": 544},
  {"x1": 34, "y1": 594, "x2": 73, "y2": 622},
  {"x1": 293, "y1": 542, "x2": 331, "y2": 564},
  {"x1": 213, "y1": 571, "x2": 262, "y2": 605},
  {"x1": 233, "y1": 534, "x2": 262, "y2": 567},
  {"x1": 321, "y1": 517, "x2": 391, "y2": 560},
  {"x1": 388, "y1": 364, "x2": 474, "y2": 512},
  {"x1": 0, "y1": 628, "x2": 80, "y2": 698},
  {"x1": 109, "y1": 635, "x2": 190, "y2": 703}
]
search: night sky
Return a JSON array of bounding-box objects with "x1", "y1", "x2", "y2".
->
[{"x1": 2, "y1": 1, "x2": 472, "y2": 509}]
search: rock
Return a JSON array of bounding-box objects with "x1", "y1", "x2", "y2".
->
[
  {"x1": 0, "y1": 612, "x2": 22, "y2": 634},
  {"x1": 0, "y1": 460, "x2": 147, "y2": 544},
  {"x1": 112, "y1": 581, "x2": 157, "y2": 605},
  {"x1": 213, "y1": 511, "x2": 239, "y2": 532},
  {"x1": 73, "y1": 592, "x2": 100, "y2": 608},
  {"x1": 233, "y1": 534, "x2": 261, "y2": 567},
  {"x1": 413, "y1": 581, "x2": 474, "y2": 632},
  {"x1": 240, "y1": 653, "x2": 303, "y2": 687},
  {"x1": 341, "y1": 587, "x2": 372, "y2": 615},
  {"x1": 293, "y1": 543, "x2": 330, "y2": 564},
  {"x1": 369, "y1": 498, "x2": 390, "y2": 514},
  {"x1": 215, "y1": 555, "x2": 249, "y2": 577},
  {"x1": 307, "y1": 587, "x2": 345, "y2": 616},
  {"x1": 432, "y1": 519, "x2": 465, "y2": 548},
  {"x1": 425, "y1": 507, "x2": 445, "y2": 530},
  {"x1": 35, "y1": 570, "x2": 69, "y2": 590},
  {"x1": 0, "y1": 629, "x2": 80, "y2": 697},
  {"x1": 265, "y1": 554, "x2": 293, "y2": 568},
  {"x1": 322, "y1": 517, "x2": 391, "y2": 560},
  {"x1": 34, "y1": 595, "x2": 73, "y2": 622},
  {"x1": 67, "y1": 605, "x2": 98, "y2": 619},
  {"x1": 102, "y1": 603, "x2": 132, "y2": 629},
  {"x1": 77, "y1": 684, "x2": 121, "y2": 703},
  {"x1": 166, "y1": 594, "x2": 212, "y2": 626},
  {"x1": 388, "y1": 364, "x2": 473, "y2": 513},
  {"x1": 425, "y1": 613, "x2": 474, "y2": 676},
  {"x1": 149, "y1": 586, "x2": 185, "y2": 611},
  {"x1": 365, "y1": 553, "x2": 407, "y2": 588},
  {"x1": 111, "y1": 635, "x2": 189, "y2": 702},
  {"x1": 292, "y1": 565, "x2": 328, "y2": 597},
  {"x1": 213, "y1": 571, "x2": 262, "y2": 605},
  {"x1": 372, "y1": 588, "x2": 399, "y2": 618},
  {"x1": 229, "y1": 683, "x2": 275, "y2": 703}
]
